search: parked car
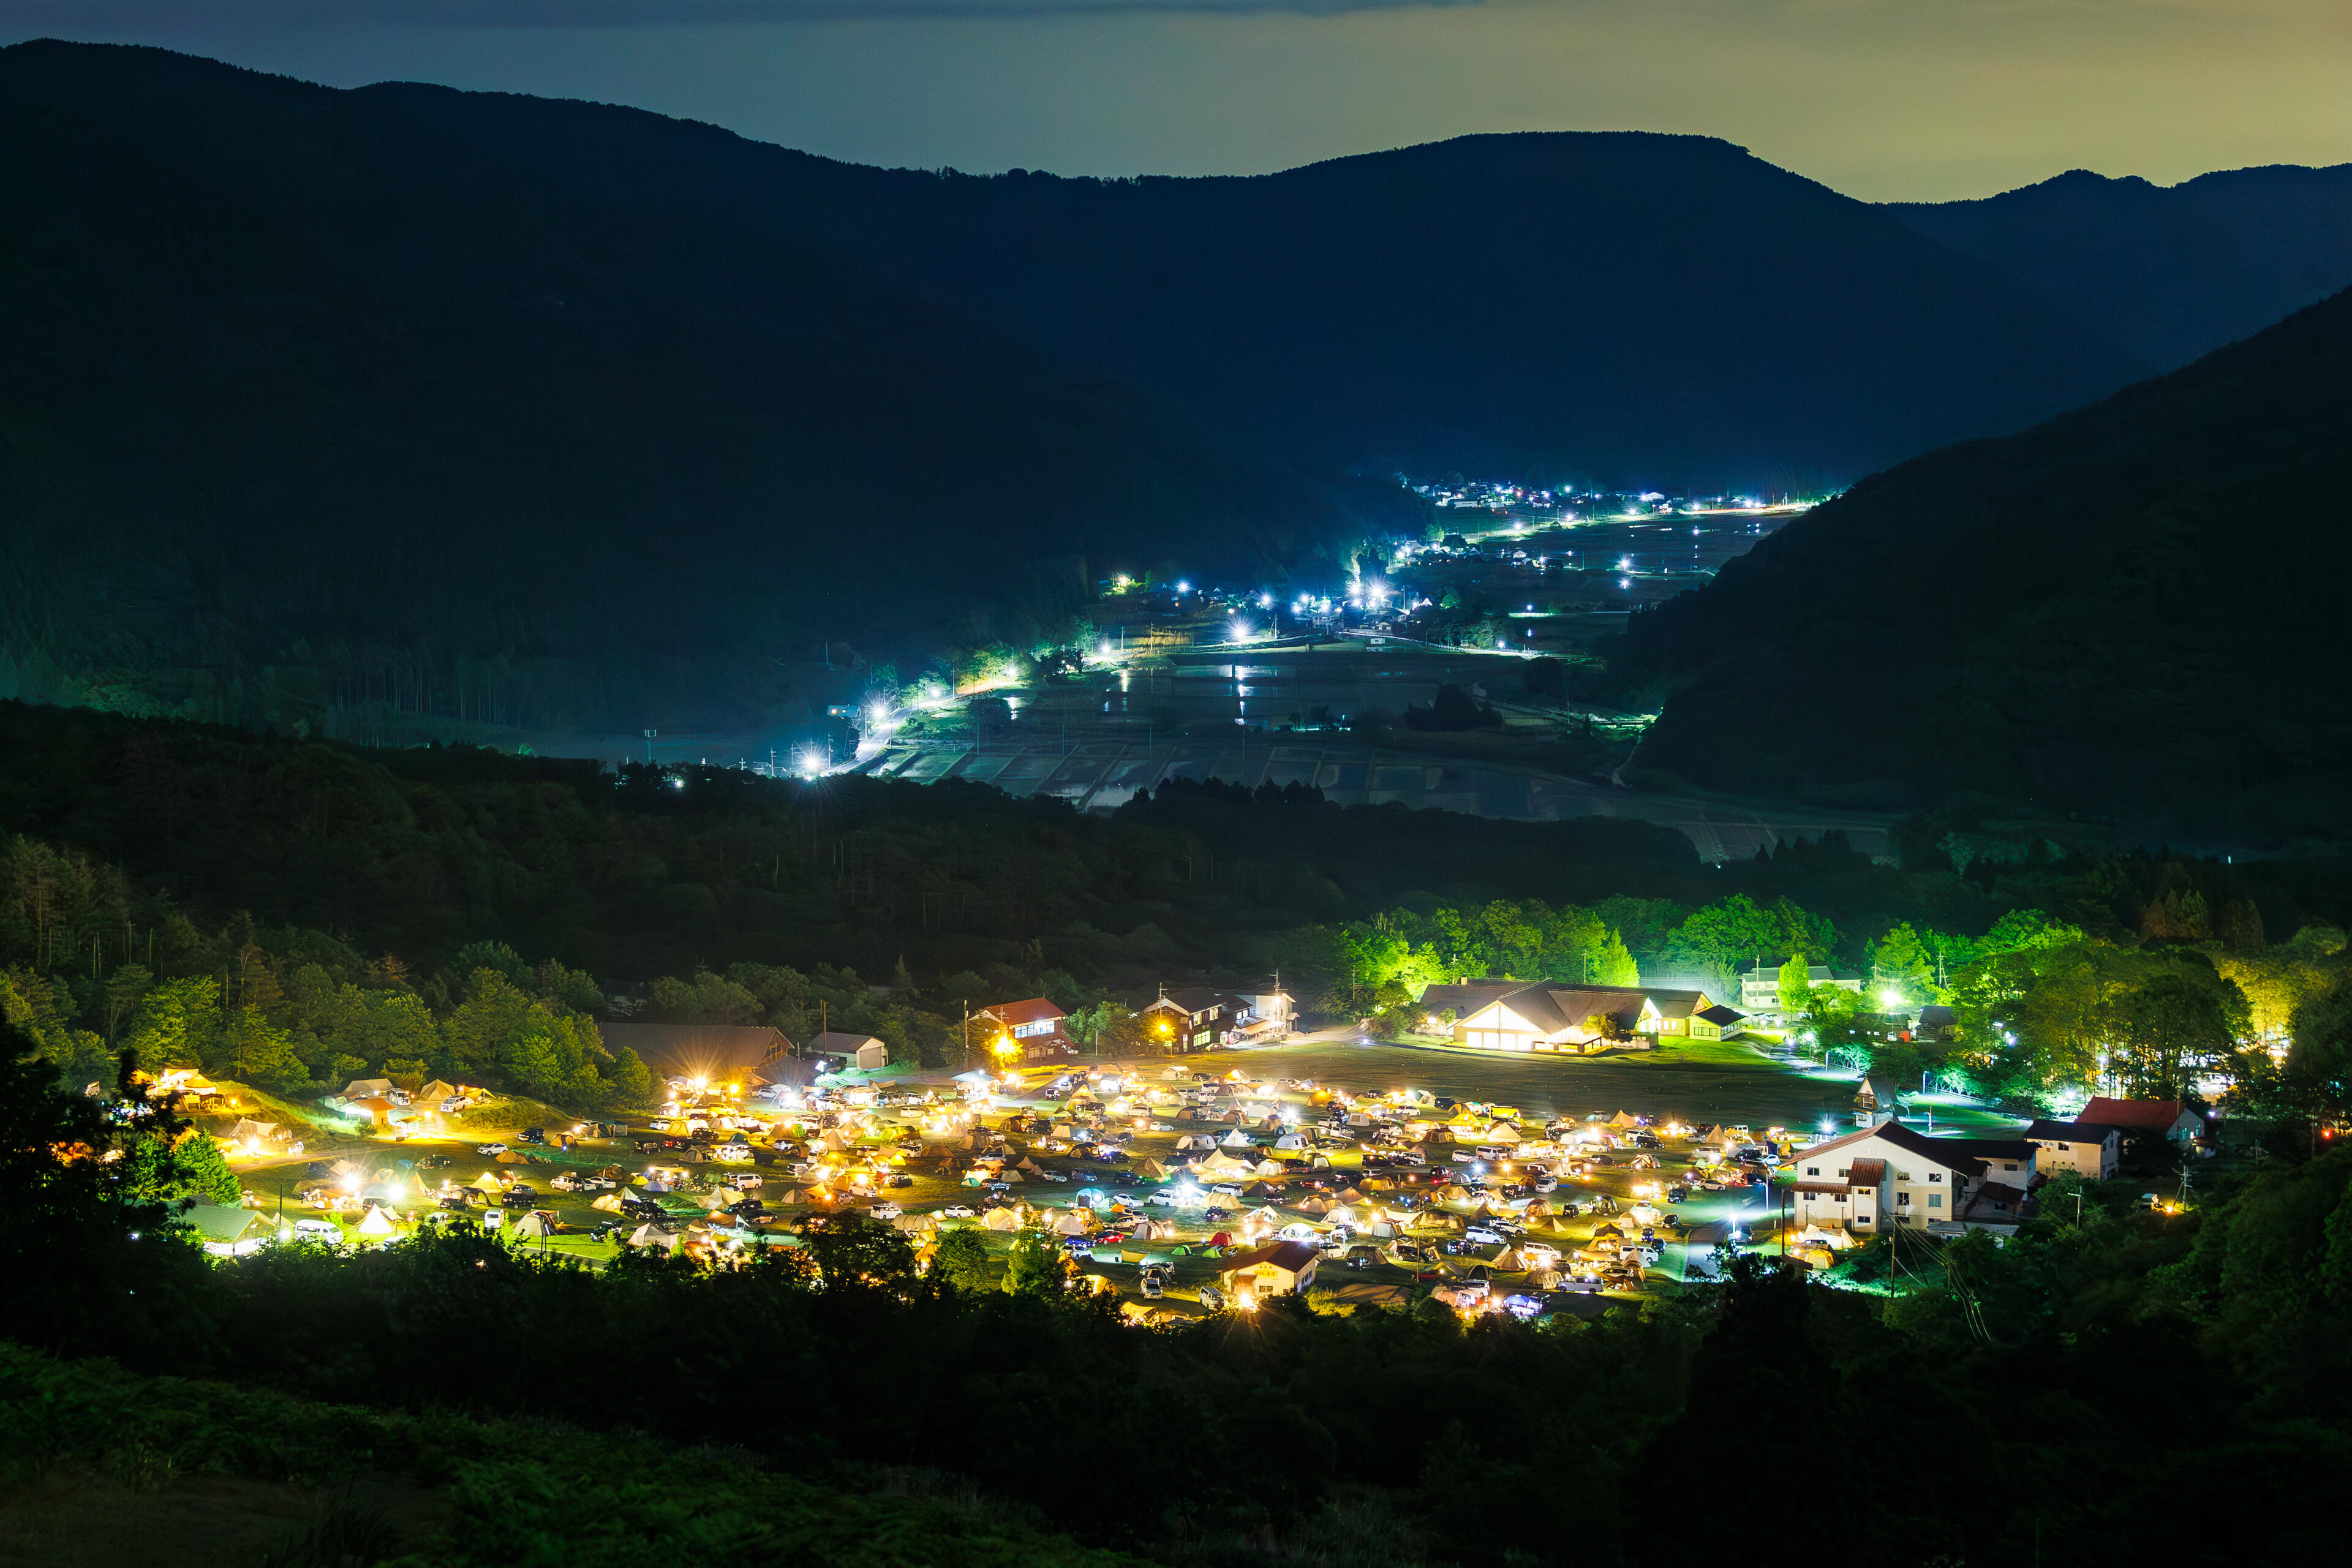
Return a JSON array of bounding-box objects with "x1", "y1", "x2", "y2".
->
[
  {"x1": 437, "y1": 1194, "x2": 472, "y2": 1210},
  {"x1": 867, "y1": 1202, "x2": 903, "y2": 1219},
  {"x1": 1041, "y1": 1170, "x2": 1069, "y2": 1183},
  {"x1": 939, "y1": 1205, "x2": 976, "y2": 1219},
  {"x1": 419, "y1": 1155, "x2": 454, "y2": 1170},
  {"x1": 1146, "y1": 1191, "x2": 1178, "y2": 1207},
  {"x1": 1464, "y1": 1226, "x2": 1505, "y2": 1246},
  {"x1": 518, "y1": 1128, "x2": 546, "y2": 1145},
  {"x1": 293, "y1": 1218, "x2": 342, "y2": 1237},
  {"x1": 478, "y1": 1143, "x2": 509, "y2": 1155}
]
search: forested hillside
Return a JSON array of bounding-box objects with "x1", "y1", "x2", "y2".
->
[
  {"x1": 1627, "y1": 282, "x2": 2352, "y2": 843},
  {"x1": 0, "y1": 42, "x2": 1401, "y2": 742}
]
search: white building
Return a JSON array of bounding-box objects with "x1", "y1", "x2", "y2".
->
[{"x1": 1786, "y1": 1121, "x2": 2037, "y2": 1237}]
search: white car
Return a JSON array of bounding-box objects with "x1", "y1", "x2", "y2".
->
[
  {"x1": 867, "y1": 1202, "x2": 903, "y2": 1219},
  {"x1": 293, "y1": 1218, "x2": 341, "y2": 1238},
  {"x1": 1146, "y1": 1191, "x2": 1178, "y2": 1207},
  {"x1": 938, "y1": 1205, "x2": 976, "y2": 1219},
  {"x1": 1464, "y1": 1226, "x2": 1506, "y2": 1246},
  {"x1": 479, "y1": 1143, "x2": 508, "y2": 1155}
]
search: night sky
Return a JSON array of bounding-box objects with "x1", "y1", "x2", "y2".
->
[{"x1": 5, "y1": 1, "x2": 2348, "y2": 197}]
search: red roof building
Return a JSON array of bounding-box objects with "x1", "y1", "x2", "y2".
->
[{"x1": 2079, "y1": 1098, "x2": 2204, "y2": 1141}]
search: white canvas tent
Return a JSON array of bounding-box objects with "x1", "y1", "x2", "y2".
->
[
  {"x1": 628, "y1": 1223, "x2": 680, "y2": 1250},
  {"x1": 353, "y1": 1204, "x2": 399, "y2": 1237},
  {"x1": 508, "y1": 1210, "x2": 554, "y2": 1240},
  {"x1": 982, "y1": 1206, "x2": 1025, "y2": 1231},
  {"x1": 1219, "y1": 1129, "x2": 1256, "y2": 1148},
  {"x1": 1050, "y1": 1209, "x2": 1095, "y2": 1236}
]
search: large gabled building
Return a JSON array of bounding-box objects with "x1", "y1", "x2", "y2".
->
[{"x1": 1417, "y1": 980, "x2": 1741, "y2": 1054}]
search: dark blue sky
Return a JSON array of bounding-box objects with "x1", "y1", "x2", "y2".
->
[{"x1": 5, "y1": 1, "x2": 2347, "y2": 197}]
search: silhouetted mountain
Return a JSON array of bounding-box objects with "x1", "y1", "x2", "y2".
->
[
  {"x1": 0, "y1": 43, "x2": 2171, "y2": 747},
  {"x1": 0, "y1": 41, "x2": 1396, "y2": 741},
  {"x1": 1888, "y1": 165, "x2": 2352, "y2": 371},
  {"x1": 772, "y1": 132, "x2": 2150, "y2": 488},
  {"x1": 1626, "y1": 284, "x2": 2352, "y2": 844}
]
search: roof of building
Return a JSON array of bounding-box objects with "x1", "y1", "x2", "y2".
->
[
  {"x1": 1926, "y1": 1136, "x2": 2037, "y2": 1164},
  {"x1": 1845, "y1": 1158, "x2": 1887, "y2": 1186},
  {"x1": 1419, "y1": 981, "x2": 1525, "y2": 1016},
  {"x1": 979, "y1": 997, "x2": 1067, "y2": 1027},
  {"x1": 2079, "y1": 1098, "x2": 2197, "y2": 1133},
  {"x1": 1646, "y1": 989, "x2": 1713, "y2": 1019},
  {"x1": 1917, "y1": 1005, "x2": 1958, "y2": 1028},
  {"x1": 1967, "y1": 1182, "x2": 2032, "y2": 1215},
  {"x1": 2024, "y1": 1118, "x2": 2124, "y2": 1144},
  {"x1": 805, "y1": 1031, "x2": 885, "y2": 1054},
  {"x1": 1696, "y1": 1005, "x2": 1746, "y2": 1027},
  {"x1": 1794, "y1": 1121, "x2": 1989, "y2": 1181},
  {"x1": 1151, "y1": 988, "x2": 1240, "y2": 1016},
  {"x1": 1219, "y1": 1239, "x2": 1322, "y2": 1276}
]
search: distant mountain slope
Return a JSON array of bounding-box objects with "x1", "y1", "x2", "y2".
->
[
  {"x1": 765, "y1": 132, "x2": 2151, "y2": 488},
  {"x1": 1626, "y1": 284, "x2": 2352, "y2": 843},
  {"x1": 0, "y1": 42, "x2": 1385, "y2": 740},
  {"x1": 1888, "y1": 165, "x2": 2352, "y2": 371}
]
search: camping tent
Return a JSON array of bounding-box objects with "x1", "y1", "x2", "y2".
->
[
  {"x1": 1608, "y1": 1110, "x2": 1640, "y2": 1129},
  {"x1": 508, "y1": 1210, "x2": 555, "y2": 1240},
  {"x1": 495, "y1": 1150, "x2": 534, "y2": 1165},
  {"x1": 1439, "y1": 1184, "x2": 1473, "y2": 1202},
  {"x1": 628, "y1": 1223, "x2": 680, "y2": 1250},
  {"x1": 1050, "y1": 1210, "x2": 1094, "y2": 1236},
  {"x1": 1219, "y1": 1129, "x2": 1256, "y2": 1149},
  {"x1": 1294, "y1": 1195, "x2": 1335, "y2": 1216},
  {"x1": 353, "y1": 1204, "x2": 398, "y2": 1237},
  {"x1": 228, "y1": 1119, "x2": 284, "y2": 1147},
  {"x1": 982, "y1": 1206, "x2": 1025, "y2": 1232},
  {"x1": 470, "y1": 1172, "x2": 508, "y2": 1194},
  {"x1": 419, "y1": 1079, "x2": 459, "y2": 1104},
  {"x1": 1195, "y1": 1152, "x2": 1255, "y2": 1181},
  {"x1": 343, "y1": 1077, "x2": 395, "y2": 1101},
  {"x1": 1273, "y1": 1133, "x2": 1308, "y2": 1151},
  {"x1": 590, "y1": 1193, "x2": 625, "y2": 1213},
  {"x1": 1134, "y1": 1158, "x2": 1169, "y2": 1180}
]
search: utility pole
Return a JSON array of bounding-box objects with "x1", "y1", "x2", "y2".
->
[{"x1": 643, "y1": 729, "x2": 657, "y2": 764}]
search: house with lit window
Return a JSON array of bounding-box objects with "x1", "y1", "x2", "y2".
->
[
  {"x1": 1786, "y1": 1121, "x2": 2029, "y2": 1236},
  {"x1": 1647, "y1": 989, "x2": 1745, "y2": 1040},
  {"x1": 1141, "y1": 989, "x2": 1248, "y2": 1051},
  {"x1": 2024, "y1": 1118, "x2": 2124, "y2": 1180},
  {"x1": 975, "y1": 998, "x2": 1079, "y2": 1064}
]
